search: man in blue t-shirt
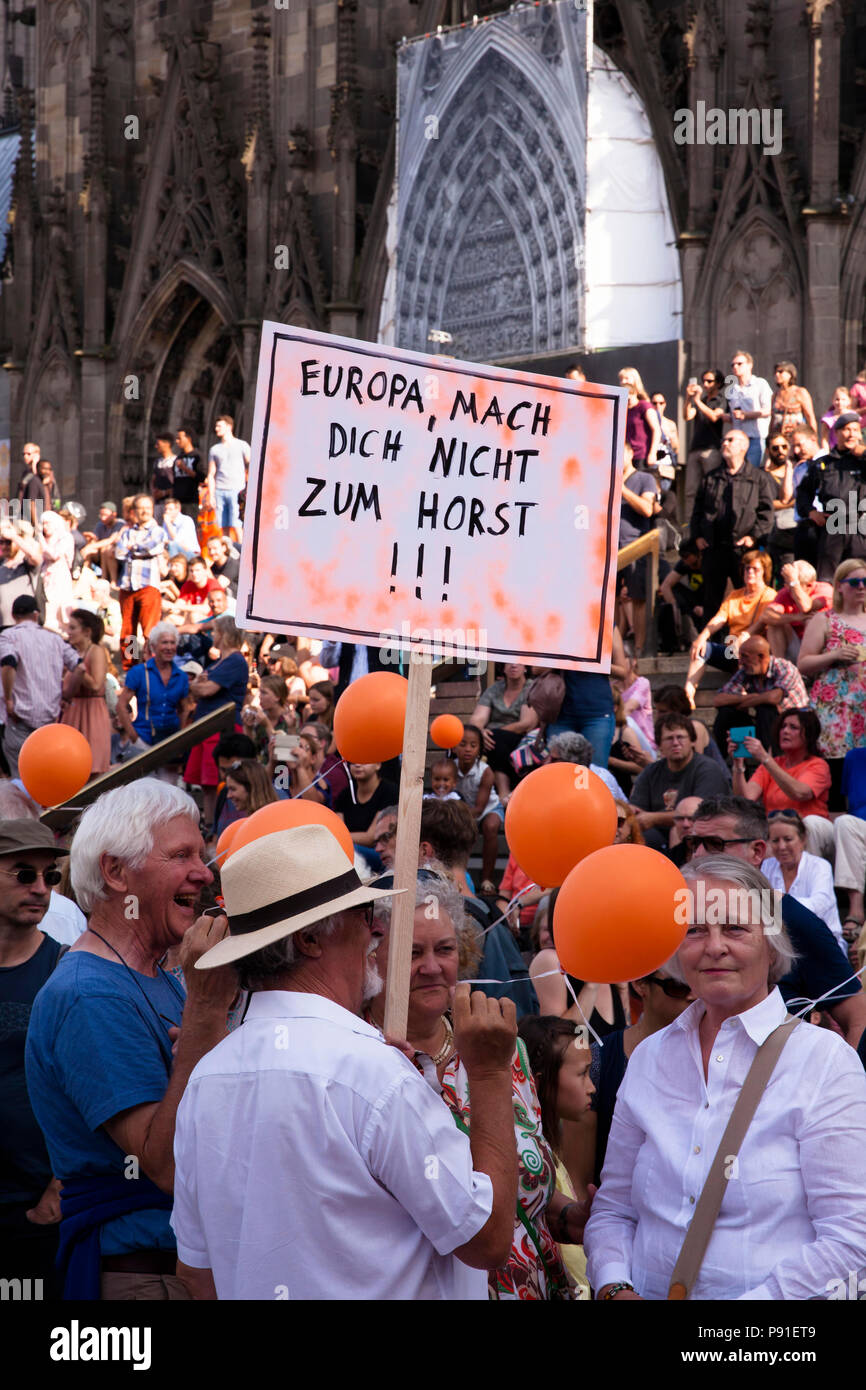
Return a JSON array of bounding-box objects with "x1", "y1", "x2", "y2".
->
[{"x1": 25, "y1": 781, "x2": 238, "y2": 1299}]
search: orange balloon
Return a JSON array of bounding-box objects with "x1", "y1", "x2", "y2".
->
[
  {"x1": 430, "y1": 714, "x2": 464, "y2": 749},
  {"x1": 504, "y1": 761, "x2": 617, "y2": 888},
  {"x1": 333, "y1": 671, "x2": 408, "y2": 764},
  {"x1": 230, "y1": 797, "x2": 355, "y2": 862},
  {"x1": 553, "y1": 845, "x2": 688, "y2": 983},
  {"x1": 19, "y1": 724, "x2": 92, "y2": 806},
  {"x1": 215, "y1": 820, "x2": 243, "y2": 862}
]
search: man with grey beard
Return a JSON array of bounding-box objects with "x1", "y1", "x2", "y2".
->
[{"x1": 172, "y1": 823, "x2": 519, "y2": 1300}]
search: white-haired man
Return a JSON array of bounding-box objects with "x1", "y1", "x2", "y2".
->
[
  {"x1": 172, "y1": 823, "x2": 521, "y2": 1300},
  {"x1": 25, "y1": 780, "x2": 237, "y2": 1300}
]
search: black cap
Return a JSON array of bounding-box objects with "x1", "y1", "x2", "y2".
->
[
  {"x1": 835, "y1": 411, "x2": 861, "y2": 428},
  {"x1": 11, "y1": 595, "x2": 39, "y2": 617}
]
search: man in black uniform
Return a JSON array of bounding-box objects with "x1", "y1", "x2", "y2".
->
[
  {"x1": 795, "y1": 411, "x2": 866, "y2": 580},
  {"x1": 688, "y1": 428, "x2": 776, "y2": 620}
]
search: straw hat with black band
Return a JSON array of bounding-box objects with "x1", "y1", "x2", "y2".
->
[{"x1": 196, "y1": 822, "x2": 404, "y2": 970}]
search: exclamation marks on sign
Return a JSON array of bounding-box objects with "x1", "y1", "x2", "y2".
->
[
  {"x1": 442, "y1": 546, "x2": 451, "y2": 603},
  {"x1": 389, "y1": 543, "x2": 398, "y2": 594},
  {"x1": 415, "y1": 544, "x2": 424, "y2": 600}
]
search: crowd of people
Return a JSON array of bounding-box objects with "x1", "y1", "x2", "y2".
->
[{"x1": 3, "y1": 355, "x2": 866, "y2": 1303}]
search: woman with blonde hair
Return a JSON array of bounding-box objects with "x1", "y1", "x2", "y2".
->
[
  {"x1": 39, "y1": 509, "x2": 75, "y2": 632},
  {"x1": 619, "y1": 367, "x2": 662, "y2": 476},
  {"x1": 799, "y1": 556, "x2": 866, "y2": 808}
]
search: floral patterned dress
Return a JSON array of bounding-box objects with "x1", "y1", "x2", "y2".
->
[
  {"x1": 415, "y1": 1037, "x2": 574, "y2": 1300},
  {"x1": 810, "y1": 611, "x2": 866, "y2": 759}
]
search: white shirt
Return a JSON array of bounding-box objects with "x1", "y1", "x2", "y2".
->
[
  {"x1": 171, "y1": 991, "x2": 492, "y2": 1300},
  {"x1": 761, "y1": 851, "x2": 846, "y2": 950},
  {"x1": 727, "y1": 376, "x2": 772, "y2": 441},
  {"x1": 39, "y1": 891, "x2": 87, "y2": 947},
  {"x1": 584, "y1": 988, "x2": 866, "y2": 1300}
]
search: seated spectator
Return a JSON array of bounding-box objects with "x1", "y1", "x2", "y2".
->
[
  {"x1": 761, "y1": 561, "x2": 832, "y2": 661},
  {"x1": 80, "y1": 502, "x2": 123, "y2": 584},
  {"x1": 685, "y1": 549, "x2": 777, "y2": 708},
  {"x1": 371, "y1": 805, "x2": 398, "y2": 870},
  {"x1": 424, "y1": 757, "x2": 461, "y2": 800},
  {"x1": 216, "y1": 757, "x2": 279, "y2": 837},
  {"x1": 731, "y1": 707, "x2": 830, "y2": 821},
  {"x1": 271, "y1": 731, "x2": 330, "y2": 807},
  {"x1": 306, "y1": 678, "x2": 335, "y2": 729},
  {"x1": 454, "y1": 724, "x2": 504, "y2": 896},
  {"x1": 177, "y1": 555, "x2": 220, "y2": 608},
  {"x1": 335, "y1": 762, "x2": 399, "y2": 857},
  {"x1": 161, "y1": 498, "x2": 199, "y2": 560},
  {"x1": 530, "y1": 887, "x2": 629, "y2": 1040},
  {"x1": 657, "y1": 539, "x2": 705, "y2": 655},
  {"x1": 548, "y1": 730, "x2": 627, "y2": 804},
  {"x1": 205, "y1": 536, "x2": 240, "y2": 594},
  {"x1": 666, "y1": 795, "x2": 702, "y2": 867},
  {"x1": 24, "y1": 781, "x2": 236, "y2": 1300},
  {"x1": 183, "y1": 616, "x2": 249, "y2": 826},
  {"x1": 608, "y1": 692, "x2": 653, "y2": 797},
  {"x1": 618, "y1": 649, "x2": 655, "y2": 750},
  {"x1": 614, "y1": 800, "x2": 645, "y2": 845},
  {"x1": 494, "y1": 850, "x2": 546, "y2": 946},
  {"x1": 240, "y1": 675, "x2": 296, "y2": 760},
  {"x1": 761, "y1": 809, "x2": 845, "y2": 951},
  {"x1": 301, "y1": 719, "x2": 348, "y2": 801},
  {"x1": 653, "y1": 684, "x2": 726, "y2": 767},
  {"x1": 711, "y1": 634, "x2": 809, "y2": 751},
  {"x1": 629, "y1": 713, "x2": 730, "y2": 851},
  {"x1": 688, "y1": 796, "x2": 866, "y2": 1044},
  {"x1": 468, "y1": 662, "x2": 538, "y2": 802},
  {"x1": 161, "y1": 554, "x2": 189, "y2": 607},
  {"x1": 207, "y1": 733, "x2": 257, "y2": 838}
]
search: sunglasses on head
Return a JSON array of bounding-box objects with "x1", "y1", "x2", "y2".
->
[
  {"x1": 0, "y1": 865, "x2": 62, "y2": 886},
  {"x1": 645, "y1": 974, "x2": 692, "y2": 1000},
  {"x1": 768, "y1": 809, "x2": 803, "y2": 822},
  {"x1": 683, "y1": 835, "x2": 756, "y2": 854},
  {"x1": 842, "y1": 577, "x2": 866, "y2": 589}
]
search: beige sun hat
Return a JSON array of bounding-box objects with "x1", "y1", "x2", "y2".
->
[{"x1": 196, "y1": 822, "x2": 404, "y2": 970}]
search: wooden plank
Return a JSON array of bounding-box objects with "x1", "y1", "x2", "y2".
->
[
  {"x1": 384, "y1": 659, "x2": 433, "y2": 1040},
  {"x1": 39, "y1": 703, "x2": 237, "y2": 830}
]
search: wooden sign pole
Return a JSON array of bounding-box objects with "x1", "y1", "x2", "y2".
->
[{"x1": 384, "y1": 656, "x2": 433, "y2": 1040}]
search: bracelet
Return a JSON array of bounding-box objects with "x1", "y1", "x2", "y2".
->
[{"x1": 602, "y1": 1281, "x2": 635, "y2": 1300}]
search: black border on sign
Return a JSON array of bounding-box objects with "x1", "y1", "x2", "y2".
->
[{"x1": 244, "y1": 331, "x2": 622, "y2": 666}]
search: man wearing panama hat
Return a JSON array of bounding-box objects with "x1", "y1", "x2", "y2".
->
[{"x1": 172, "y1": 822, "x2": 520, "y2": 1300}]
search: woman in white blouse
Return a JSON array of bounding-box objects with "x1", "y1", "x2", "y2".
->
[
  {"x1": 584, "y1": 855, "x2": 866, "y2": 1300},
  {"x1": 762, "y1": 808, "x2": 846, "y2": 951}
]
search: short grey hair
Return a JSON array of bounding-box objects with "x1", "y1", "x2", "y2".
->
[
  {"x1": 372, "y1": 871, "x2": 481, "y2": 977},
  {"x1": 234, "y1": 912, "x2": 341, "y2": 992},
  {"x1": 795, "y1": 560, "x2": 817, "y2": 585},
  {"x1": 213, "y1": 615, "x2": 244, "y2": 649},
  {"x1": 548, "y1": 731, "x2": 592, "y2": 766},
  {"x1": 70, "y1": 779, "x2": 201, "y2": 912},
  {"x1": 148, "y1": 621, "x2": 179, "y2": 649},
  {"x1": 667, "y1": 855, "x2": 798, "y2": 987}
]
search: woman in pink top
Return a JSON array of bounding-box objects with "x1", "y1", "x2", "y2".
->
[{"x1": 819, "y1": 385, "x2": 852, "y2": 451}]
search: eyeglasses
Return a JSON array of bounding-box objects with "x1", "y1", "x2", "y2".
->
[
  {"x1": 683, "y1": 835, "x2": 756, "y2": 854},
  {"x1": 0, "y1": 865, "x2": 62, "y2": 886},
  {"x1": 768, "y1": 809, "x2": 803, "y2": 822},
  {"x1": 358, "y1": 901, "x2": 375, "y2": 928},
  {"x1": 374, "y1": 828, "x2": 397, "y2": 846},
  {"x1": 645, "y1": 975, "x2": 693, "y2": 1000},
  {"x1": 842, "y1": 577, "x2": 866, "y2": 589}
]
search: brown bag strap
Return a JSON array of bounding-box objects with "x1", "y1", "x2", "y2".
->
[{"x1": 667, "y1": 1016, "x2": 800, "y2": 1300}]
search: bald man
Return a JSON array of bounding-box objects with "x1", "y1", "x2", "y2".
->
[{"x1": 711, "y1": 635, "x2": 809, "y2": 752}]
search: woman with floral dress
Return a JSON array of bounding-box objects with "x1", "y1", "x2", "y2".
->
[
  {"x1": 370, "y1": 873, "x2": 586, "y2": 1299},
  {"x1": 799, "y1": 557, "x2": 866, "y2": 809}
]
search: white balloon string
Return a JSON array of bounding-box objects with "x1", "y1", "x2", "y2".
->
[
  {"x1": 458, "y1": 967, "x2": 606, "y2": 1049},
  {"x1": 476, "y1": 883, "x2": 539, "y2": 938},
  {"x1": 786, "y1": 960, "x2": 866, "y2": 1019}
]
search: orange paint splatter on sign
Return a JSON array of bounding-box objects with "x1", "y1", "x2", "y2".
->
[{"x1": 562, "y1": 456, "x2": 581, "y2": 485}]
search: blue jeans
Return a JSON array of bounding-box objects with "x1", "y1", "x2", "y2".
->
[
  {"x1": 745, "y1": 437, "x2": 764, "y2": 467},
  {"x1": 546, "y1": 713, "x2": 616, "y2": 768},
  {"x1": 215, "y1": 488, "x2": 241, "y2": 533}
]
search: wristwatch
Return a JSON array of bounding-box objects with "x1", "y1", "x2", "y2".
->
[{"x1": 602, "y1": 1281, "x2": 635, "y2": 1300}]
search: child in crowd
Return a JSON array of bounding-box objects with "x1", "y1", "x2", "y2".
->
[
  {"x1": 424, "y1": 757, "x2": 462, "y2": 801},
  {"x1": 454, "y1": 724, "x2": 503, "y2": 895},
  {"x1": 618, "y1": 648, "x2": 656, "y2": 751}
]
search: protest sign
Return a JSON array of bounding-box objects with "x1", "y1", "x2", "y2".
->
[{"x1": 239, "y1": 324, "x2": 626, "y2": 672}]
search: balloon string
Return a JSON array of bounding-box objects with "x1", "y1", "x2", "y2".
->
[
  {"x1": 561, "y1": 971, "x2": 606, "y2": 1049},
  {"x1": 289, "y1": 759, "x2": 351, "y2": 801},
  {"x1": 786, "y1": 960, "x2": 866, "y2": 1019},
  {"x1": 476, "y1": 883, "x2": 539, "y2": 938},
  {"x1": 457, "y1": 968, "x2": 605, "y2": 1049}
]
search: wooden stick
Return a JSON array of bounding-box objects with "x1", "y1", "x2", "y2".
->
[{"x1": 384, "y1": 656, "x2": 433, "y2": 1039}]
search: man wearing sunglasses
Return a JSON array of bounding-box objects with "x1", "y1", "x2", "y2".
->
[
  {"x1": 688, "y1": 796, "x2": 866, "y2": 1048},
  {"x1": 0, "y1": 819, "x2": 67, "y2": 1295}
]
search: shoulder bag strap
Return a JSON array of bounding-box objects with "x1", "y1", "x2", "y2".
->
[
  {"x1": 144, "y1": 660, "x2": 156, "y2": 741},
  {"x1": 667, "y1": 1017, "x2": 800, "y2": 1300}
]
